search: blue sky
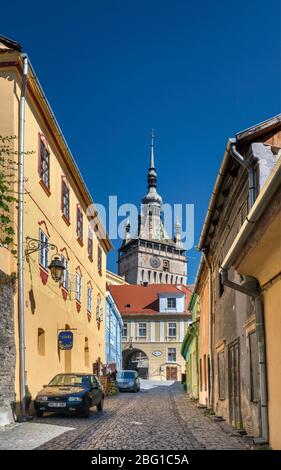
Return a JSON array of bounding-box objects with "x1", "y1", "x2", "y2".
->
[{"x1": 2, "y1": 0, "x2": 280, "y2": 282}]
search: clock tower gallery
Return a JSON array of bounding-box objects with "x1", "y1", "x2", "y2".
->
[{"x1": 118, "y1": 132, "x2": 187, "y2": 285}]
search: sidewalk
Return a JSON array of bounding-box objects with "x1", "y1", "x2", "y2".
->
[{"x1": 0, "y1": 421, "x2": 73, "y2": 450}]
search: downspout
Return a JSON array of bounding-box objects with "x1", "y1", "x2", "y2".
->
[
  {"x1": 220, "y1": 141, "x2": 269, "y2": 443},
  {"x1": 229, "y1": 141, "x2": 256, "y2": 207},
  {"x1": 202, "y1": 250, "x2": 213, "y2": 410},
  {"x1": 18, "y1": 54, "x2": 28, "y2": 417}
]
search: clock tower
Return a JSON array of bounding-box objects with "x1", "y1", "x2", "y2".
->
[{"x1": 118, "y1": 131, "x2": 187, "y2": 285}]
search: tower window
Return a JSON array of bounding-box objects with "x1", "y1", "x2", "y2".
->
[{"x1": 163, "y1": 260, "x2": 169, "y2": 271}]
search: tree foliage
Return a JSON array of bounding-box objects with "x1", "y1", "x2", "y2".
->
[{"x1": 0, "y1": 135, "x2": 18, "y2": 250}]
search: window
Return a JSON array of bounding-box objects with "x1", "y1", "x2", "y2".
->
[
  {"x1": 87, "y1": 286, "x2": 92, "y2": 313},
  {"x1": 84, "y1": 337, "x2": 89, "y2": 367},
  {"x1": 168, "y1": 322, "x2": 177, "y2": 338},
  {"x1": 163, "y1": 259, "x2": 169, "y2": 272},
  {"x1": 122, "y1": 322, "x2": 128, "y2": 338},
  {"x1": 61, "y1": 256, "x2": 69, "y2": 291},
  {"x1": 76, "y1": 272, "x2": 82, "y2": 303},
  {"x1": 88, "y1": 228, "x2": 93, "y2": 259},
  {"x1": 138, "y1": 322, "x2": 147, "y2": 338},
  {"x1": 39, "y1": 134, "x2": 50, "y2": 189},
  {"x1": 39, "y1": 229, "x2": 48, "y2": 270},
  {"x1": 167, "y1": 347, "x2": 176, "y2": 362},
  {"x1": 76, "y1": 205, "x2": 83, "y2": 242},
  {"x1": 38, "y1": 328, "x2": 45, "y2": 356},
  {"x1": 97, "y1": 245, "x2": 102, "y2": 274},
  {"x1": 61, "y1": 178, "x2": 70, "y2": 221},
  {"x1": 167, "y1": 297, "x2": 176, "y2": 309},
  {"x1": 249, "y1": 331, "x2": 260, "y2": 402},
  {"x1": 217, "y1": 350, "x2": 225, "y2": 399}
]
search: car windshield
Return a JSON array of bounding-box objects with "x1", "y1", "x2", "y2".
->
[
  {"x1": 117, "y1": 371, "x2": 135, "y2": 380},
  {"x1": 48, "y1": 374, "x2": 90, "y2": 387}
]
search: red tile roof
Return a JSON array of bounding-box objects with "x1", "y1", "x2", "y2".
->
[{"x1": 107, "y1": 284, "x2": 192, "y2": 316}]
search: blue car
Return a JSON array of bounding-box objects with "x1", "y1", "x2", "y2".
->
[
  {"x1": 116, "y1": 370, "x2": 140, "y2": 392},
  {"x1": 34, "y1": 373, "x2": 104, "y2": 418}
]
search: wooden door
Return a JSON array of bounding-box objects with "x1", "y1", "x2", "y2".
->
[
  {"x1": 229, "y1": 340, "x2": 241, "y2": 428},
  {"x1": 166, "y1": 366, "x2": 177, "y2": 380}
]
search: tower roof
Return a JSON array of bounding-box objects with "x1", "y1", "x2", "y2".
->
[{"x1": 142, "y1": 130, "x2": 163, "y2": 206}]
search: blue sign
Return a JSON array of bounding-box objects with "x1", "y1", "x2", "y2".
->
[{"x1": 58, "y1": 331, "x2": 73, "y2": 350}]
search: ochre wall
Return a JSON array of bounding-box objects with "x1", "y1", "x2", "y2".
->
[{"x1": 0, "y1": 64, "x2": 108, "y2": 400}]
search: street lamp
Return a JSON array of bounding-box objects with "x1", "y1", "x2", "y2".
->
[
  {"x1": 48, "y1": 256, "x2": 65, "y2": 283},
  {"x1": 25, "y1": 237, "x2": 65, "y2": 284}
]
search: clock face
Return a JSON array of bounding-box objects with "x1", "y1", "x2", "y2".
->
[{"x1": 150, "y1": 256, "x2": 160, "y2": 268}]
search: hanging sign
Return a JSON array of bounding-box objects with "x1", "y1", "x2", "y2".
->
[{"x1": 58, "y1": 331, "x2": 73, "y2": 350}]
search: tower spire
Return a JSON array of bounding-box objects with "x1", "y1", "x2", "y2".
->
[
  {"x1": 150, "y1": 129, "x2": 155, "y2": 169},
  {"x1": 147, "y1": 129, "x2": 157, "y2": 189}
]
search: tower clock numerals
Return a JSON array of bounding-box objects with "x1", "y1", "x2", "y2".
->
[{"x1": 150, "y1": 256, "x2": 160, "y2": 268}]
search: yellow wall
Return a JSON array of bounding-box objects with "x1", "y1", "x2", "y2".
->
[
  {"x1": 197, "y1": 272, "x2": 210, "y2": 406},
  {"x1": 0, "y1": 59, "x2": 109, "y2": 399}
]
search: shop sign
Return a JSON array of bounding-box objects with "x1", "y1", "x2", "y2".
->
[{"x1": 58, "y1": 331, "x2": 73, "y2": 350}]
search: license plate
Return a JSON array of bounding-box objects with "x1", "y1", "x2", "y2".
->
[{"x1": 48, "y1": 402, "x2": 66, "y2": 407}]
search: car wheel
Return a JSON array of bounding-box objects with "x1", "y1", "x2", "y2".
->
[
  {"x1": 81, "y1": 399, "x2": 91, "y2": 418},
  {"x1": 36, "y1": 409, "x2": 44, "y2": 418},
  {"x1": 97, "y1": 397, "x2": 104, "y2": 412}
]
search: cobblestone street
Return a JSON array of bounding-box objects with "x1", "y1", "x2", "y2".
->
[{"x1": 31, "y1": 382, "x2": 252, "y2": 450}]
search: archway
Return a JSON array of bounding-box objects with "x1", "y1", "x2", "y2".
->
[{"x1": 122, "y1": 348, "x2": 149, "y2": 379}]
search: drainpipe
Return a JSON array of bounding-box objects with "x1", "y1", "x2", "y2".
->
[
  {"x1": 229, "y1": 141, "x2": 256, "y2": 207},
  {"x1": 220, "y1": 269, "x2": 268, "y2": 444},
  {"x1": 202, "y1": 249, "x2": 213, "y2": 410},
  {"x1": 18, "y1": 54, "x2": 28, "y2": 417}
]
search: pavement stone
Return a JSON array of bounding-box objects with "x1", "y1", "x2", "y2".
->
[{"x1": 33, "y1": 382, "x2": 251, "y2": 450}]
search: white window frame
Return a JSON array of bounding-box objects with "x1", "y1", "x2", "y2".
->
[
  {"x1": 167, "y1": 297, "x2": 176, "y2": 309},
  {"x1": 87, "y1": 286, "x2": 92, "y2": 313},
  {"x1": 61, "y1": 256, "x2": 69, "y2": 291},
  {"x1": 167, "y1": 347, "x2": 176, "y2": 363},
  {"x1": 168, "y1": 322, "x2": 177, "y2": 338},
  {"x1": 39, "y1": 229, "x2": 48, "y2": 270},
  {"x1": 76, "y1": 272, "x2": 82, "y2": 302},
  {"x1": 138, "y1": 322, "x2": 147, "y2": 338},
  {"x1": 122, "y1": 322, "x2": 128, "y2": 338}
]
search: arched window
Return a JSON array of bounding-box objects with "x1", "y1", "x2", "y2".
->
[
  {"x1": 159, "y1": 273, "x2": 162, "y2": 283},
  {"x1": 154, "y1": 272, "x2": 157, "y2": 283},
  {"x1": 84, "y1": 337, "x2": 89, "y2": 367},
  {"x1": 175, "y1": 276, "x2": 178, "y2": 284},
  {"x1": 148, "y1": 271, "x2": 151, "y2": 283},
  {"x1": 171, "y1": 275, "x2": 174, "y2": 284},
  {"x1": 38, "y1": 328, "x2": 45, "y2": 356},
  {"x1": 166, "y1": 274, "x2": 169, "y2": 283}
]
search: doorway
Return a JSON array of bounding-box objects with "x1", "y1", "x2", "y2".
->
[
  {"x1": 228, "y1": 339, "x2": 241, "y2": 428},
  {"x1": 166, "y1": 366, "x2": 177, "y2": 380},
  {"x1": 122, "y1": 348, "x2": 149, "y2": 379}
]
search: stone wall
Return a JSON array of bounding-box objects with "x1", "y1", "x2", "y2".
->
[{"x1": 0, "y1": 270, "x2": 16, "y2": 425}]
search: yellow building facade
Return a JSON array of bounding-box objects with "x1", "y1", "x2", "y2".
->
[{"x1": 0, "y1": 37, "x2": 111, "y2": 414}]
